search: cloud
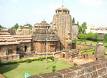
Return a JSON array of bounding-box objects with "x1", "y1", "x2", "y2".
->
[{"x1": 79, "y1": 0, "x2": 103, "y2": 7}]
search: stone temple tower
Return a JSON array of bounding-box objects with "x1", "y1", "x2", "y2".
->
[{"x1": 52, "y1": 6, "x2": 72, "y2": 49}]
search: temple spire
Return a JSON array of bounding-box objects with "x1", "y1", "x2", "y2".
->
[{"x1": 61, "y1": 0, "x2": 64, "y2": 8}]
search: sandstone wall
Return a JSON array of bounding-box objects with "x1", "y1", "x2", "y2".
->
[{"x1": 29, "y1": 59, "x2": 107, "y2": 78}]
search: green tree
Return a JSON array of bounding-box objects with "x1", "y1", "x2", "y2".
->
[
  {"x1": 72, "y1": 17, "x2": 75, "y2": 24},
  {"x1": 78, "y1": 25, "x2": 82, "y2": 34},
  {"x1": 12, "y1": 23, "x2": 19, "y2": 30},
  {"x1": 78, "y1": 22, "x2": 87, "y2": 35},
  {"x1": 104, "y1": 34, "x2": 107, "y2": 43},
  {"x1": 81, "y1": 22, "x2": 87, "y2": 34},
  {"x1": 77, "y1": 21, "x2": 79, "y2": 26},
  {"x1": 78, "y1": 34, "x2": 86, "y2": 40},
  {"x1": 0, "y1": 24, "x2": 5, "y2": 30},
  {"x1": 86, "y1": 33, "x2": 101, "y2": 42},
  {"x1": 86, "y1": 33, "x2": 96, "y2": 40},
  {"x1": 25, "y1": 24, "x2": 32, "y2": 29}
]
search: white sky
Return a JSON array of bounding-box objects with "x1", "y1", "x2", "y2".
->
[{"x1": 0, "y1": 0, "x2": 107, "y2": 28}]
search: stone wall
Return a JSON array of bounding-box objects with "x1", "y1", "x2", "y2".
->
[
  {"x1": 29, "y1": 59, "x2": 107, "y2": 78},
  {"x1": 33, "y1": 41, "x2": 60, "y2": 53}
]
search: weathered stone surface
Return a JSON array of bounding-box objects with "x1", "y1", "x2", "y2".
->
[
  {"x1": 84, "y1": 74, "x2": 91, "y2": 78},
  {"x1": 102, "y1": 74, "x2": 107, "y2": 78},
  {"x1": 0, "y1": 74, "x2": 5, "y2": 78},
  {"x1": 90, "y1": 71, "x2": 98, "y2": 78},
  {"x1": 97, "y1": 68, "x2": 106, "y2": 76},
  {"x1": 29, "y1": 59, "x2": 107, "y2": 78}
]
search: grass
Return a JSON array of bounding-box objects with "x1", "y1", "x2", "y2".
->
[
  {"x1": 77, "y1": 39, "x2": 97, "y2": 46},
  {"x1": 80, "y1": 49, "x2": 95, "y2": 55},
  {"x1": 77, "y1": 39, "x2": 96, "y2": 55},
  {"x1": 0, "y1": 59, "x2": 72, "y2": 78}
]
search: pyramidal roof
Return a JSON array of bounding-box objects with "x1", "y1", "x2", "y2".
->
[
  {"x1": 34, "y1": 20, "x2": 50, "y2": 27},
  {"x1": 0, "y1": 29, "x2": 19, "y2": 45}
]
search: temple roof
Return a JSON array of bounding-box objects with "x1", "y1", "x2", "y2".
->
[
  {"x1": 0, "y1": 30, "x2": 19, "y2": 45},
  {"x1": 0, "y1": 29, "x2": 10, "y2": 35},
  {"x1": 13, "y1": 35, "x2": 32, "y2": 43},
  {"x1": 33, "y1": 34, "x2": 59, "y2": 41},
  {"x1": 34, "y1": 20, "x2": 50, "y2": 27}
]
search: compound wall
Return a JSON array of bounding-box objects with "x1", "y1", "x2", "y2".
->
[{"x1": 29, "y1": 59, "x2": 107, "y2": 78}]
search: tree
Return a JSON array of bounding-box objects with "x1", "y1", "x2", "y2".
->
[
  {"x1": 78, "y1": 22, "x2": 87, "y2": 35},
  {"x1": 0, "y1": 24, "x2": 5, "y2": 30},
  {"x1": 77, "y1": 21, "x2": 79, "y2": 26},
  {"x1": 78, "y1": 34, "x2": 86, "y2": 40},
  {"x1": 81, "y1": 22, "x2": 87, "y2": 34},
  {"x1": 104, "y1": 34, "x2": 107, "y2": 43},
  {"x1": 12, "y1": 23, "x2": 19, "y2": 30},
  {"x1": 78, "y1": 25, "x2": 82, "y2": 34},
  {"x1": 25, "y1": 24, "x2": 32, "y2": 29},
  {"x1": 72, "y1": 17, "x2": 75, "y2": 24},
  {"x1": 86, "y1": 33, "x2": 96, "y2": 40}
]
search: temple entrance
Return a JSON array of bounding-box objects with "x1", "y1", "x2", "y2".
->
[
  {"x1": 24, "y1": 45, "x2": 27, "y2": 52},
  {"x1": 16, "y1": 47, "x2": 21, "y2": 54},
  {"x1": 72, "y1": 43, "x2": 76, "y2": 49},
  {"x1": 6, "y1": 49, "x2": 13, "y2": 55},
  {"x1": 50, "y1": 45, "x2": 56, "y2": 52},
  {"x1": 16, "y1": 46, "x2": 26, "y2": 59},
  {"x1": 62, "y1": 53, "x2": 65, "y2": 58}
]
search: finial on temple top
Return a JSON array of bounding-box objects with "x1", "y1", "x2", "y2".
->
[{"x1": 61, "y1": 0, "x2": 64, "y2": 8}]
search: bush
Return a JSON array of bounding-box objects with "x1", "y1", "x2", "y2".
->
[
  {"x1": 80, "y1": 48, "x2": 95, "y2": 55},
  {"x1": 78, "y1": 33, "x2": 103, "y2": 42},
  {"x1": 38, "y1": 57, "x2": 45, "y2": 61},
  {"x1": 0, "y1": 56, "x2": 55, "y2": 66},
  {"x1": 26, "y1": 59, "x2": 32, "y2": 63},
  {"x1": 52, "y1": 65, "x2": 56, "y2": 73},
  {"x1": 47, "y1": 56, "x2": 55, "y2": 61}
]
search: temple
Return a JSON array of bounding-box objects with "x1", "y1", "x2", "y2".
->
[{"x1": 0, "y1": 6, "x2": 78, "y2": 62}]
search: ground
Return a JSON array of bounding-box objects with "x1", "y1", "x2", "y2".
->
[{"x1": 0, "y1": 59, "x2": 72, "y2": 78}]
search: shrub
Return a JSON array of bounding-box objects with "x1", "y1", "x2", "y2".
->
[
  {"x1": 52, "y1": 65, "x2": 56, "y2": 73},
  {"x1": 0, "y1": 56, "x2": 55, "y2": 66},
  {"x1": 38, "y1": 57, "x2": 44, "y2": 61},
  {"x1": 47, "y1": 56, "x2": 55, "y2": 61},
  {"x1": 26, "y1": 59, "x2": 32, "y2": 63}
]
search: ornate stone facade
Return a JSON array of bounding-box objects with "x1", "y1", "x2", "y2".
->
[
  {"x1": 52, "y1": 6, "x2": 72, "y2": 49},
  {"x1": 0, "y1": 6, "x2": 79, "y2": 61},
  {"x1": 0, "y1": 29, "x2": 19, "y2": 61},
  {"x1": 32, "y1": 21, "x2": 60, "y2": 53}
]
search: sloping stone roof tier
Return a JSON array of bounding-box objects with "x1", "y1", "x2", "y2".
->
[
  {"x1": 34, "y1": 21, "x2": 50, "y2": 27},
  {"x1": 0, "y1": 31, "x2": 19, "y2": 45},
  {"x1": 13, "y1": 35, "x2": 32, "y2": 43},
  {"x1": 33, "y1": 34, "x2": 59, "y2": 41}
]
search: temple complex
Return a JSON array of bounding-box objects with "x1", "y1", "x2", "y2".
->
[{"x1": 0, "y1": 6, "x2": 78, "y2": 61}]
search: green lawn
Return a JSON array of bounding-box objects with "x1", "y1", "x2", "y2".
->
[
  {"x1": 80, "y1": 48, "x2": 95, "y2": 55},
  {"x1": 77, "y1": 39, "x2": 97, "y2": 46},
  {"x1": 0, "y1": 59, "x2": 72, "y2": 78}
]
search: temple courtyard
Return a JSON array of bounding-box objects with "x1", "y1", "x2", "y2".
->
[{"x1": 0, "y1": 58, "x2": 72, "y2": 78}]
